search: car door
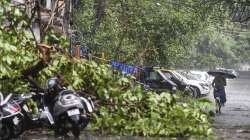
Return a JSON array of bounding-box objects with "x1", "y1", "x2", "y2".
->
[
  {"x1": 145, "y1": 71, "x2": 175, "y2": 91},
  {"x1": 145, "y1": 72, "x2": 163, "y2": 89},
  {"x1": 163, "y1": 71, "x2": 186, "y2": 90}
]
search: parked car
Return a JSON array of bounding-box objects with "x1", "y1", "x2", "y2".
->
[
  {"x1": 182, "y1": 70, "x2": 213, "y2": 86},
  {"x1": 168, "y1": 70, "x2": 210, "y2": 97},
  {"x1": 140, "y1": 67, "x2": 177, "y2": 93},
  {"x1": 140, "y1": 67, "x2": 198, "y2": 98},
  {"x1": 158, "y1": 69, "x2": 199, "y2": 98}
]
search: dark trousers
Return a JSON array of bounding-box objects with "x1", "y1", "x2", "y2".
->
[{"x1": 214, "y1": 86, "x2": 226, "y2": 104}]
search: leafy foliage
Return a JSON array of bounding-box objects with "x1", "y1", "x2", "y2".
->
[
  {"x1": 0, "y1": 0, "x2": 70, "y2": 92},
  {"x1": 73, "y1": 0, "x2": 220, "y2": 66},
  {"x1": 0, "y1": 1, "x2": 39, "y2": 92},
  {"x1": 72, "y1": 0, "x2": 250, "y2": 69},
  {"x1": 38, "y1": 56, "x2": 213, "y2": 137},
  {"x1": 178, "y1": 26, "x2": 250, "y2": 70},
  {"x1": 0, "y1": 0, "x2": 217, "y2": 137},
  {"x1": 90, "y1": 88, "x2": 213, "y2": 137}
]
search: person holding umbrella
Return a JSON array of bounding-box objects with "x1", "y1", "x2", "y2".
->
[
  {"x1": 208, "y1": 69, "x2": 237, "y2": 114},
  {"x1": 212, "y1": 74, "x2": 227, "y2": 113}
]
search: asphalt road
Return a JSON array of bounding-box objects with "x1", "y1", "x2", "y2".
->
[{"x1": 212, "y1": 71, "x2": 250, "y2": 140}]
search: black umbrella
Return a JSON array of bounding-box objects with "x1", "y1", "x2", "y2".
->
[{"x1": 207, "y1": 70, "x2": 237, "y2": 79}]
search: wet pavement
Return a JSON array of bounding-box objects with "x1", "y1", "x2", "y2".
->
[
  {"x1": 18, "y1": 131, "x2": 181, "y2": 140},
  {"x1": 16, "y1": 71, "x2": 250, "y2": 140},
  {"x1": 211, "y1": 71, "x2": 250, "y2": 140}
]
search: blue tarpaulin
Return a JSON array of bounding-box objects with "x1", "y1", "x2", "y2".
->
[
  {"x1": 111, "y1": 61, "x2": 139, "y2": 75},
  {"x1": 69, "y1": 46, "x2": 90, "y2": 56},
  {"x1": 80, "y1": 47, "x2": 89, "y2": 56}
]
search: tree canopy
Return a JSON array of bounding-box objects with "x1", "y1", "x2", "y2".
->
[
  {"x1": 72, "y1": 0, "x2": 225, "y2": 66},
  {"x1": 0, "y1": 1, "x2": 215, "y2": 137},
  {"x1": 70, "y1": 0, "x2": 250, "y2": 69}
]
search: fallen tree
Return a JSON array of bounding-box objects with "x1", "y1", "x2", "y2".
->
[{"x1": 0, "y1": 0, "x2": 213, "y2": 138}]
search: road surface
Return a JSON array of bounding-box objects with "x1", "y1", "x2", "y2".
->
[{"x1": 212, "y1": 71, "x2": 250, "y2": 140}]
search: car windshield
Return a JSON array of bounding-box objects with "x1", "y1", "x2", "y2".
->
[
  {"x1": 161, "y1": 71, "x2": 178, "y2": 80},
  {"x1": 172, "y1": 71, "x2": 187, "y2": 81},
  {"x1": 187, "y1": 73, "x2": 202, "y2": 80},
  {"x1": 161, "y1": 72, "x2": 172, "y2": 79},
  {"x1": 161, "y1": 71, "x2": 188, "y2": 85}
]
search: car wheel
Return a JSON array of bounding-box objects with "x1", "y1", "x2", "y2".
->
[
  {"x1": 184, "y1": 87, "x2": 197, "y2": 98},
  {"x1": 186, "y1": 87, "x2": 198, "y2": 98},
  {"x1": 192, "y1": 87, "x2": 200, "y2": 98}
]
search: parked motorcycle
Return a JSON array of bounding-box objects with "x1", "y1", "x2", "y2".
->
[
  {"x1": 0, "y1": 88, "x2": 62, "y2": 139},
  {"x1": 53, "y1": 89, "x2": 94, "y2": 137},
  {"x1": 11, "y1": 92, "x2": 54, "y2": 131},
  {"x1": 0, "y1": 92, "x2": 24, "y2": 140},
  {"x1": 30, "y1": 76, "x2": 95, "y2": 138},
  {"x1": 0, "y1": 75, "x2": 95, "y2": 139}
]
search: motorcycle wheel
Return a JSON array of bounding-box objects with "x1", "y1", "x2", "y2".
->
[
  {"x1": 81, "y1": 117, "x2": 90, "y2": 129},
  {"x1": 12, "y1": 120, "x2": 24, "y2": 138},
  {"x1": 54, "y1": 127, "x2": 69, "y2": 138},
  {"x1": 0, "y1": 124, "x2": 11, "y2": 140},
  {"x1": 70, "y1": 115, "x2": 81, "y2": 138}
]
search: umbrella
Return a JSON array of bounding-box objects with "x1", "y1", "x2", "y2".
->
[{"x1": 207, "y1": 69, "x2": 237, "y2": 79}]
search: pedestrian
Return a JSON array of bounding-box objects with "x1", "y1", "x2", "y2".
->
[{"x1": 212, "y1": 74, "x2": 227, "y2": 113}]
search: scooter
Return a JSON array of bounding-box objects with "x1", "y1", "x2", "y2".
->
[
  {"x1": 33, "y1": 76, "x2": 95, "y2": 138},
  {"x1": 53, "y1": 89, "x2": 94, "y2": 138},
  {"x1": 0, "y1": 92, "x2": 24, "y2": 140},
  {"x1": 11, "y1": 92, "x2": 55, "y2": 131}
]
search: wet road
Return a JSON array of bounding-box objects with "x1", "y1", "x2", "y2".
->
[
  {"x1": 17, "y1": 71, "x2": 250, "y2": 140},
  {"x1": 19, "y1": 131, "x2": 175, "y2": 140},
  {"x1": 212, "y1": 71, "x2": 250, "y2": 140}
]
